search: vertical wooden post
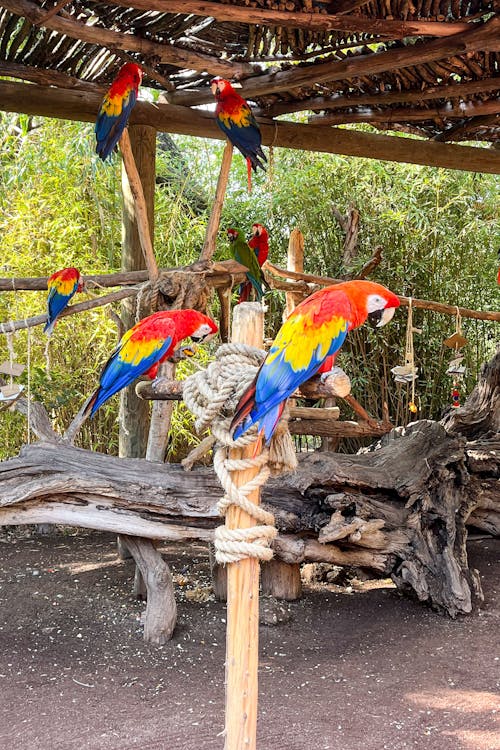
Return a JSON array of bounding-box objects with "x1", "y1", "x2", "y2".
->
[
  {"x1": 119, "y1": 124, "x2": 156, "y2": 459},
  {"x1": 200, "y1": 142, "x2": 234, "y2": 263},
  {"x1": 285, "y1": 228, "x2": 305, "y2": 318},
  {"x1": 225, "y1": 302, "x2": 265, "y2": 750},
  {"x1": 146, "y1": 360, "x2": 175, "y2": 462}
]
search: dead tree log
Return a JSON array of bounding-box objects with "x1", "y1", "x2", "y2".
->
[{"x1": 0, "y1": 412, "x2": 497, "y2": 617}]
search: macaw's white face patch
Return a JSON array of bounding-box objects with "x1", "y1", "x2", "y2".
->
[
  {"x1": 366, "y1": 293, "x2": 397, "y2": 327},
  {"x1": 191, "y1": 323, "x2": 215, "y2": 342}
]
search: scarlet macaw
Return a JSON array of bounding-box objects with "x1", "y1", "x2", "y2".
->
[
  {"x1": 210, "y1": 77, "x2": 266, "y2": 192},
  {"x1": 239, "y1": 223, "x2": 269, "y2": 303},
  {"x1": 83, "y1": 309, "x2": 218, "y2": 417},
  {"x1": 44, "y1": 267, "x2": 84, "y2": 336},
  {"x1": 231, "y1": 280, "x2": 400, "y2": 442},
  {"x1": 227, "y1": 228, "x2": 267, "y2": 302},
  {"x1": 95, "y1": 62, "x2": 143, "y2": 161}
]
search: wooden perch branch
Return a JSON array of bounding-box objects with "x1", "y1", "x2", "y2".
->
[
  {"x1": 0, "y1": 261, "x2": 248, "y2": 293},
  {"x1": 265, "y1": 262, "x2": 500, "y2": 322},
  {"x1": 200, "y1": 142, "x2": 234, "y2": 263},
  {"x1": 119, "y1": 129, "x2": 159, "y2": 284},
  {"x1": 0, "y1": 288, "x2": 138, "y2": 334}
]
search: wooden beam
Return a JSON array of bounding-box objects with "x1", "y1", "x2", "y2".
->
[
  {"x1": 119, "y1": 124, "x2": 157, "y2": 461},
  {"x1": 108, "y1": 0, "x2": 471, "y2": 38},
  {"x1": 260, "y1": 77, "x2": 500, "y2": 118},
  {"x1": 167, "y1": 16, "x2": 500, "y2": 106},
  {"x1": 309, "y1": 99, "x2": 500, "y2": 126},
  {"x1": 266, "y1": 263, "x2": 500, "y2": 321},
  {"x1": 434, "y1": 113, "x2": 500, "y2": 142},
  {"x1": 0, "y1": 261, "x2": 248, "y2": 292},
  {"x1": 0, "y1": 60, "x2": 104, "y2": 91},
  {"x1": 1, "y1": 0, "x2": 249, "y2": 78},
  {"x1": 0, "y1": 289, "x2": 138, "y2": 334},
  {"x1": 2, "y1": 81, "x2": 500, "y2": 174}
]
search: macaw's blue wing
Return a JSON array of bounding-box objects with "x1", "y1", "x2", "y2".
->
[
  {"x1": 95, "y1": 88, "x2": 137, "y2": 161},
  {"x1": 216, "y1": 106, "x2": 266, "y2": 172},
  {"x1": 88, "y1": 325, "x2": 174, "y2": 416},
  {"x1": 44, "y1": 279, "x2": 79, "y2": 335}
]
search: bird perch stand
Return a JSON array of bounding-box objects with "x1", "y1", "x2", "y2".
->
[
  {"x1": 182, "y1": 303, "x2": 282, "y2": 750},
  {"x1": 222, "y1": 304, "x2": 271, "y2": 750}
]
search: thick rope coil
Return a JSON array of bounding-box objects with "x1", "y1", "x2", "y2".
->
[{"x1": 183, "y1": 343, "x2": 297, "y2": 564}]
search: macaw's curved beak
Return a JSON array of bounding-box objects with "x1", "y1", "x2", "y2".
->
[
  {"x1": 368, "y1": 306, "x2": 396, "y2": 328},
  {"x1": 210, "y1": 81, "x2": 219, "y2": 96}
]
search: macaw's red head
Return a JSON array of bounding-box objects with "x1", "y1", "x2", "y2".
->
[
  {"x1": 334, "y1": 279, "x2": 400, "y2": 329},
  {"x1": 169, "y1": 309, "x2": 218, "y2": 344},
  {"x1": 251, "y1": 223, "x2": 267, "y2": 239},
  {"x1": 50, "y1": 266, "x2": 85, "y2": 292},
  {"x1": 114, "y1": 62, "x2": 143, "y2": 90},
  {"x1": 210, "y1": 77, "x2": 232, "y2": 100},
  {"x1": 227, "y1": 228, "x2": 241, "y2": 243}
]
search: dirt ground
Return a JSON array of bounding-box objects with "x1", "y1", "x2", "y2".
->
[{"x1": 0, "y1": 528, "x2": 498, "y2": 750}]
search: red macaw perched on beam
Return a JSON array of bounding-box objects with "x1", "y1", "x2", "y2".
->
[
  {"x1": 44, "y1": 267, "x2": 84, "y2": 336},
  {"x1": 95, "y1": 62, "x2": 143, "y2": 161},
  {"x1": 83, "y1": 309, "x2": 218, "y2": 417},
  {"x1": 210, "y1": 77, "x2": 266, "y2": 192},
  {"x1": 231, "y1": 280, "x2": 400, "y2": 443},
  {"x1": 239, "y1": 223, "x2": 269, "y2": 303}
]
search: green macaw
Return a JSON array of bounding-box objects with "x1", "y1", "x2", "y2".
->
[{"x1": 227, "y1": 228, "x2": 266, "y2": 302}]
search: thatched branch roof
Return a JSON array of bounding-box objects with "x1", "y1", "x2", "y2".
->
[{"x1": 0, "y1": 0, "x2": 498, "y2": 148}]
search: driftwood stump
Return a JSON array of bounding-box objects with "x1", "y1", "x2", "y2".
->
[{"x1": 0, "y1": 349, "x2": 498, "y2": 621}]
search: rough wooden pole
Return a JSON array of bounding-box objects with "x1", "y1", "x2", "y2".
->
[
  {"x1": 119, "y1": 127, "x2": 159, "y2": 283},
  {"x1": 200, "y1": 141, "x2": 234, "y2": 263},
  {"x1": 284, "y1": 229, "x2": 305, "y2": 318},
  {"x1": 146, "y1": 361, "x2": 176, "y2": 462},
  {"x1": 119, "y1": 124, "x2": 157, "y2": 460},
  {"x1": 225, "y1": 302, "x2": 265, "y2": 750}
]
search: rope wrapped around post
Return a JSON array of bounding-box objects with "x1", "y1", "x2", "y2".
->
[{"x1": 183, "y1": 343, "x2": 297, "y2": 564}]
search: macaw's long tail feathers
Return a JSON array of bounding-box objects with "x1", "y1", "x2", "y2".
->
[
  {"x1": 238, "y1": 282, "x2": 252, "y2": 304},
  {"x1": 43, "y1": 319, "x2": 56, "y2": 337},
  {"x1": 81, "y1": 389, "x2": 99, "y2": 420},
  {"x1": 231, "y1": 378, "x2": 257, "y2": 438},
  {"x1": 247, "y1": 274, "x2": 264, "y2": 301},
  {"x1": 246, "y1": 157, "x2": 252, "y2": 193},
  {"x1": 231, "y1": 379, "x2": 285, "y2": 444}
]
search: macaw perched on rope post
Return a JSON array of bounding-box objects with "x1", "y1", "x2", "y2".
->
[
  {"x1": 210, "y1": 77, "x2": 266, "y2": 192},
  {"x1": 231, "y1": 280, "x2": 401, "y2": 443},
  {"x1": 227, "y1": 228, "x2": 267, "y2": 302},
  {"x1": 95, "y1": 62, "x2": 143, "y2": 161},
  {"x1": 44, "y1": 267, "x2": 84, "y2": 336},
  {"x1": 239, "y1": 223, "x2": 269, "y2": 303},
  {"x1": 82, "y1": 309, "x2": 218, "y2": 418}
]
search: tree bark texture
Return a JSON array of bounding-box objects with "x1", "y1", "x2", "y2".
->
[
  {"x1": 119, "y1": 124, "x2": 156, "y2": 460},
  {"x1": 0, "y1": 417, "x2": 497, "y2": 617}
]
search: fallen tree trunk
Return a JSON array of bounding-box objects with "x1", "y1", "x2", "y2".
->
[{"x1": 0, "y1": 416, "x2": 497, "y2": 616}]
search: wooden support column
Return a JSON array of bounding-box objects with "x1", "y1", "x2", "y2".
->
[
  {"x1": 261, "y1": 559, "x2": 302, "y2": 600},
  {"x1": 119, "y1": 124, "x2": 156, "y2": 459},
  {"x1": 146, "y1": 361, "x2": 175, "y2": 462},
  {"x1": 285, "y1": 229, "x2": 305, "y2": 318},
  {"x1": 225, "y1": 303, "x2": 265, "y2": 750},
  {"x1": 119, "y1": 534, "x2": 177, "y2": 645}
]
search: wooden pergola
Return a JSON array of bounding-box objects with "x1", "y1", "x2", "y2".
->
[
  {"x1": 0, "y1": 6, "x2": 499, "y2": 750},
  {"x1": 0, "y1": 0, "x2": 499, "y2": 172}
]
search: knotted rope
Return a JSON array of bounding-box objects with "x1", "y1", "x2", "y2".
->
[{"x1": 183, "y1": 343, "x2": 297, "y2": 564}]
